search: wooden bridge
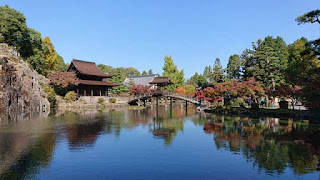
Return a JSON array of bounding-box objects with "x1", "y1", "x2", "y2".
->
[{"x1": 128, "y1": 91, "x2": 201, "y2": 106}]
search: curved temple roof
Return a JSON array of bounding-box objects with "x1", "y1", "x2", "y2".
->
[
  {"x1": 69, "y1": 59, "x2": 113, "y2": 78},
  {"x1": 149, "y1": 77, "x2": 172, "y2": 84}
]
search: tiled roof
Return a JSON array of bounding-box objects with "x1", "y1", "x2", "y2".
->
[
  {"x1": 70, "y1": 59, "x2": 113, "y2": 78},
  {"x1": 149, "y1": 77, "x2": 173, "y2": 84},
  {"x1": 79, "y1": 80, "x2": 118, "y2": 86},
  {"x1": 123, "y1": 74, "x2": 159, "y2": 87}
]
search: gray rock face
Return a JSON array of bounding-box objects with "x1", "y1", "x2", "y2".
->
[{"x1": 0, "y1": 43, "x2": 50, "y2": 115}]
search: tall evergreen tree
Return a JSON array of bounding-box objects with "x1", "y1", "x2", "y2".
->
[
  {"x1": 189, "y1": 72, "x2": 208, "y2": 88},
  {"x1": 142, "y1": 71, "x2": 147, "y2": 75},
  {"x1": 227, "y1": 54, "x2": 241, "y2": 80},
  {"x1": 211, "y1": 58, "x2": 224, "y2": 83},
  {"x1": 251, "y1": 36, "x2": 288, "y2": 90},
  {"x1": 148, "y1": 69, "x2": 153, "y2": 75},
  {"x1": 162, "y1": 56, "x2": 185, "y2": 91},
  {"x1": 203, "y1": 65, "x2": 212, "y2": 79},
  {"x1": 287, "y1": 37, "x2": 319, "y2": 85},
  {"x1": 241, "y1": 49, "x2": 255, "y2": 81}
]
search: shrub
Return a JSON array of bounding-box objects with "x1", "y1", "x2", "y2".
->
[
  {"x1": 65, "y1": 91, "x2": 77, "y2": 102},
  {"x1": 185, "y1": 85, "x2": 195, "y2": 96},
  {"x1": 216, "y1": 104, "x2": 225, "y2": 110},
  {"x1": 175, "y1": 87, "x2": 185, "y2": 96},
  {"x1": 100, "y1": 101, "x2": 106, "y2": 108},
  {"x1": 98, "y1": 97, "x2": 105, "y2": 104},
  {"x1": 230, "y1": 98, "x2": 245, "y2": 107},
  {"x1": 251, "y1": 102, "x2": 260, "y2": 110},
  {"x1": 109, "y1": 97, "x2": 117, "y2": 103},
  {"x1": 43, "y1": 85, "x2": 56, "y2": 106}
]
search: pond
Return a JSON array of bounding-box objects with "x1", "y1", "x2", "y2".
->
[{"x1": 0, "y1": 106, "x2": 319, "y2": 180}]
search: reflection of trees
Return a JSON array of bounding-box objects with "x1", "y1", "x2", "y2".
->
[
  {"x1": 152, "y1": 118, "x2": 184, "y2": 145},
  {"x1": 0, "y1": 131, "x2": 57, "y2": 180},
  {"x1": 203, "y1": 116, "x2": 320, "y2": 175},
  {"x1": 150, "y1": 105, "x2": 192, "y2": 145},
  {"x1": 104, "y1": 105, "x2": 192, "y2": 145}
]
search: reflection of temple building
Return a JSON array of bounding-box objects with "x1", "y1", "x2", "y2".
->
[{"x1": 65, "y1": 120, "x2": 106, "y2": 149}]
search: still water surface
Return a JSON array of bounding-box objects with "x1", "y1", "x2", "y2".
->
[{"x1": 0, "y1": 106, "x2": 320, "y2": 180}]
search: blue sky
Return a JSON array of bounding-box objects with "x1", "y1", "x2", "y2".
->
[{"x1": 1, "y1": 0, "x2": 319, "y2": 78}]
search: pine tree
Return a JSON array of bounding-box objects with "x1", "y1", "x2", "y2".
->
[
  {"x1": 162, "y1": 56, "x2": 185, "y2": 91},
  {"x1": 148, "y1": 69, "x2": 153, "y2": 75},
  {"x1": 241, "y1": 48, "x2": 255, "y2": 81},
  {"x1": 203, "y1": 65, "x2": 212, "y2": 79},
  {"x1": 142, "y1": 71, "x2": 147, "y2": 75},
  {"x1": 252, "y1": 36, "x2": 288, "y2": 90},
  {"x1": 211, "y1": 58, "x2": 224, "y2": 83},
  {"x1": 227, "y1": 54, "x2": 241, "y2": 80}
]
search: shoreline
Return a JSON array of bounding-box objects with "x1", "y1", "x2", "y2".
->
[{"x1": 203, "y1": 107, "x2": 318, "y2": 121}]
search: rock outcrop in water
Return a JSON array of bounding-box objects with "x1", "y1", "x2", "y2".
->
[{"x1": 0, "y1": 43, "x2": 50, "y2": 115}]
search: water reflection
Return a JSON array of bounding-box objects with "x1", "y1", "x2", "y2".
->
[
  {"x1": 0, "y1": 106, "x2": 319, "y2": 179},
  {"x1": 202, "y1": 115, "x2": 320, "y2": 175}
]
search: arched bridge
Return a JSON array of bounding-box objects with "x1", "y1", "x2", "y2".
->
[{"x1": 128, "y1": 92, "x2": 200, "y2": 106}]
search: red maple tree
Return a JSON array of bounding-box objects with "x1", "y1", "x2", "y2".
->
[
  {"x1": 130, "y1": 85, "x2": 150, "y2": 96},
  {"x1": 49, "y1": 71, "x2": 79, "y2": 88}
]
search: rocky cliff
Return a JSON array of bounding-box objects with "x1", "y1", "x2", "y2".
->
[{"x1": 0, "y1": 43, "x2": 50, "y2": 115}]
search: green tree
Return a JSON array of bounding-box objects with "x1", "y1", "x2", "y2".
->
[
  {"x1": 57, "y1": 58, "x2": 68, "y2": 72},
  {"x1": 227, "y1": 54, "x2": 241, "y2": 80},
  {"x1": 0, "y1": 5, "x2": 65, "y2": 76},
  {"x1": 0, "y1": 5, "x2": 31, "y2": 58},
  {"x1": 110, "y1": 67, "x2": 129, "y2": 94},
  {"x1": 203, "y1": 65, "x2": 212, "y2": 79},
  {"x1": 294, "y1": 11, "x2": 320, "y2": 110},
  {"x1": 128, "y1": 78, "x2": 135, "y2": 87},
  {"x1": 148, "y1": 69, "x2": 153, "y2": 75},
  {"x1": 251, "y1": 36, "x2": 288, "y2": 90},
  {"x1": 125, "y1": 67, "x2": 140, "y2": 77},
  {"x1": 189, "y1": 72, "x2": 208, "y2": 88},
  {"x1": 97, "y1": 64, "x2": 114, "y2": 74},
  {"x1": 162, "y1": 56, "x2": 185, "y2": 91},
  {"x1": 287, "y1": 37, "x2": 319, "y2": 85},
  {"x1": 296, "y1": 9, "x2": 320, "y2": 25},
  {"x1": 296, "y1": 9, "x2": 320, "y2": 58},
  {"x1": 212, "y1": 58, "x2": 224, "y2": 83},
  {"x1": 241, "y1": 48, "x2": 255, "y2": 81},
  {"x1": 142, "y1": 70, "x2": 147, "y2": 75}
]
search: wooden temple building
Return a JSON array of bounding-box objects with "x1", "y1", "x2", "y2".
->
[
  {"x1": 149, "y1": 77, "x2": 173, "y2": 90},
  {"x1": 67, "y1": 59, "x2": 118, "y2": 96}
]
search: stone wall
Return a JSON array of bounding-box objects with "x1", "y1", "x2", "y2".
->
[{"x1": 0, "y1": 43, "x2": 50, "y2": 116}]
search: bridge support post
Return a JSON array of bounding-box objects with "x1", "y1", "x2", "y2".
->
[
  {"x1": 143, "y1": 100, "x2": 146, "y2": 107},
  {"x1": 185, "y1": 101, "x2": 188, "y2": 115},
  {"x1": 138, "y1": 98, "x2": 140, "y2": 107},
  {"x1": 170, "y1": 97, "x2": 173, "y2": 106},
  {"x1": 156, "y1": 97, "x2": 159, "y2": 106}
]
